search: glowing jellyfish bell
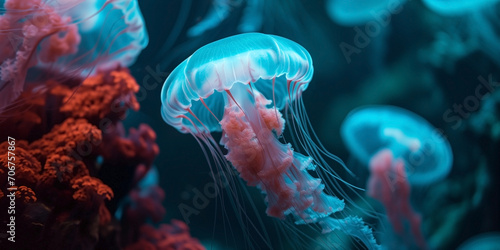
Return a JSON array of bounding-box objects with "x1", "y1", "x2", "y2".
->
[
  {"x1": 326, "y1": 0, "x2": 406, "y2": 26},
  {"x1": 422, "y1": 0, "x2": 499, "y2": 16},
  {"x1": 0, "y1": 0, "x2": 148, "y2": 114},
  {"x1": 161, "y1": 33, "x2": 313, "y2": 133},
  {"x1": 422, "y1": 0, "x2": 500, "y2": 66},
  {"x1": 161, "y1": 33, "x2": 380, "y2": 249},
  {"x1": 341, "y1": 105, "x2": 453, "y2": 186},
  {"x1": 457, "y1": 232, "x2": 500, "y2": 250},
  {"x1": 187, "y1": 0, "x2": 264, "y2": 37},
  {"x1": 41, "y1": 0, "x2": 149, "y2": 74}
]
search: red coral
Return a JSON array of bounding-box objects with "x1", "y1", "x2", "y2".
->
[
  {"x1": 72, "y1": 176, "x2": 114, "y2": 203},
  {"x1": 1, "y1": 68, "x2": 140, "y2": 140},
  {"x1": 15, "y1": 186, "x2": 37, "y2": 204},
  {"x1": 29, "y1": 118, "x2": 102, "y2": 162},
  {"x1": 125, "y1": 239, "x2": 156, "y2": 250},
  {"x1": 0, "y1": 141, "x2": 41, "y2": 187},
  {"x1": 119, "y1": 167, "x2": 204, "y2": 249},
  {"x1": 0, "y1": 10, "x2": 164, "y2": 246},
  {"x1": 101, "y1": 122, "x2": 159, "y2": 174},
  {"x1": 126, "y1": 185, "x2": 166, "y2": 225},
  {"x1": 55, "y1": 68, "x2": 140, "y2": 122},
  {"x1": 126, "y1": 220, "x2": 205, "y2": 250},
  {"x1": 39, "y1": 149, "x2": 89, "y2": 186},
  {"x1": 0, "y1": 73, "x2": 165, "y2": 250},
  {"x1": 99, "y1": 202, "x2": 112, "y2": 226}
]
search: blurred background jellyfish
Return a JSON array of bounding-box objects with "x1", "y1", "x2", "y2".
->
[
  {"x1": 0, "y1": 0, "x2": 148, "y2": 115},
  {"x1": 187, "y1": 0, "x2": 264, "y2": 37},
  {"x1": 161, "y1": 32, "x2": 380, "y2": 249},
  {"x1": 341, "y1": 105, "x2": 453, "y2": 186},
  {"x1": 341, "y1": 105, "x2": 453, "y2": 249},
  {"x1": 422, "y1": 0, "x2": 499, "y2": 16},
  {"x1": 457, "y1": 232, "x2": 500, "y2": 250},
  {"x1": 326, "y1": 0, "x2": 408, "y2": 71},
  {"x1": 326, "y1": 0, "x2": 406, "y2": 26},
  {"x1": 45, "y1": 0, "x2": 149, "y2": 74},
  {"x1": 187, "y1": 0, "x2": 233, "y2": 37},
  {"x1": 421, "y1": 0, "x2": 500, "y2": 67}
]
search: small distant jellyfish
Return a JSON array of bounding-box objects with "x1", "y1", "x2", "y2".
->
[
  {"x1": 422, "y1": 0, "x2": 499, "y2": 16},
  {"x1": 341, "y1": 105, "x2": 453, "y2": 249},
  {"x1": 457, "y1": 232, "x2": 500, "y2": 250},
  {"x1": 341, "y1": 105, "x2": 453, "y2": 186},
  {"x1": 0, "y1": 0, "x2": 148, "y2": 114},
  {"x1": 187, "y1": 0, "x2": 233, "y2": 37},
  {"x1": 326, "y1": 0, "x2": 407, "y2": 68},
  {"x1": 161, "y1": 33, "x2": 380, "y2": 249},
  {"x1": 422, "y1": 0, "x2": 500, "y2": 66},
  {"x1": 187, "y1": 0, "x2": 264, "y2": 37},
  {"x1": 326, "y1": 0, "x2": 406, "y2": 26}
]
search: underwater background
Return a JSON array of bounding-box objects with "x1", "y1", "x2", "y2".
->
[{"x1": 0, "y1": 0, "x2": 499, "y2": 249}]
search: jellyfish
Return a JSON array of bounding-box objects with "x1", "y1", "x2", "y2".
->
[
  {"x1": 0, "y1": 0, "x2": 148, "y2": 115},
  {"x1": 341, "y1": 105, "x2": 453, "y2": 186},
  {"x1": 326, "y1": 0, "x2": 406, "y2": 26},
  {"x1": 186, "y1": 0, "x2": 317, "y2": 36},
  {"x1": 422, "y1": 0, "x2": 500, "y2": 66},
  {"x1": 187, "y1": 0, "x2": 264, "y2": 37},
  {"x1": 187, "y1": 0, "x2": 233, "y2": 37},
  {"x1": 161, "y1": 33, "x2": 380, "y2": 249},
  {"x1": 341, "y1": 105, "x2": 453, "y2": 248},
  {"x1": 44, "y1": 0, "x2": 149, "y2": 74},
  {"x1": 422, "y1": 0, "x2": 499, "y2": 16},
  {"x1": 326, "y1": 0, "x2": 407, "y2": 69},
  {"x1": 457, "y1": 232, "x2": 500, "y2": 250},
  {"x1": 237, "y1": 0, "x2": 264, "y2": 32}
]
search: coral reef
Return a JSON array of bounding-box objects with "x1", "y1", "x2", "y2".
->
[{"x1": 0, "y1": 67, "x2": 202, "y2": 249}]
